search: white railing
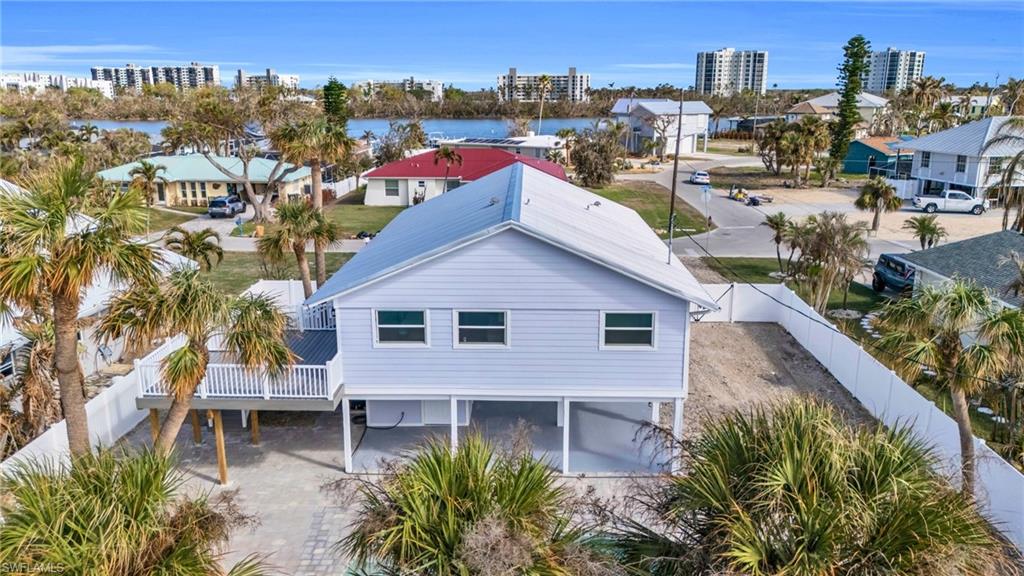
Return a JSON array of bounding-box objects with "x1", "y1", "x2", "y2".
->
[
  {"x1": 299, "y1": 302, "x2": 336, "y2": 331},
  {"x1": 699, "y1": 283, "x2": 1024, "y2": 549}
]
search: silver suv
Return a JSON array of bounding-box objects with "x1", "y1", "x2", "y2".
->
[{"x1": 207, "y1": 195, "x2": 246, "y2": 218}]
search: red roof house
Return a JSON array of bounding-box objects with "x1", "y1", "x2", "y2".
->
[{"x1": 363, "y1": 148, "x2": 566, "y2": 206}]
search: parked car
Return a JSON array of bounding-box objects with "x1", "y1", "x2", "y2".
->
[
  {"x1": 207, "y1": 195, "x2": 246, "y2": 218},
  {"x1": 689, "y1": 171, "x2": 711, "y2": 185},
  {"x1": 872, "y1": 253, "x2": 915, "y2": 293},
  {"x1": 912, "y1": 191, "x2": 988, "y2": 215}
]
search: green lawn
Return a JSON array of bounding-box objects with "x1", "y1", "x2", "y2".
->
[
  {"x1": 203, "y1": 252, "x2": 353, "y2": 295},
  {"x1": 589, "y1": 181, "x2": 710, "y2": 238},
  {"x1": 167, "y1": 205, "x2": 211, "y2": 215},
  {"x1": 144, "y1": 208, "x2": 196, "y2": 232},
  {"x1": 230, "y1": 188, "x2": 405, "y2": 239}
]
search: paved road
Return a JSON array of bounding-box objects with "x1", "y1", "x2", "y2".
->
[
  {"x1": 619, "y1": 153, "x2": 916, "y2": 259},
  {"x1": 146, "y1": 206, "x2": 366, "y2": 253}
]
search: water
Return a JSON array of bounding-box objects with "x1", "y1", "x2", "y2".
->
[{"x1": 70, "y1": 117, "x2": 603, "y2": 144}]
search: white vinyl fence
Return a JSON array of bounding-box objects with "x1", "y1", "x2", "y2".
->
[
  {"x1": 700, "y1": 283, "x2": 1024, "y2": 549},
  {"x1": 1, "y1": 370, "x2": 146, "y2": 474}
]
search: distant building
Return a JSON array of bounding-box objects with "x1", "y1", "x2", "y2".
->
[
  {"x1": 942, "y1": 94, "x2": 1001, "y2": 119},
  {"x1": 611, "y1": 98, "x2": 712, "y2": 155},
  {"x1": 864, "y1": 48, "x2": 925, "y2": 94},
  {"x1": 842, "y1": 136, "x2": 914, "y2": 176},
  {"x1": 91, "y1": 62, "x2": 220, "y2": 93},
  {"x1": 354, "y1": 77, "x2": 444, "y2": 102},
  {"x1": 2, "y1": 72, "x2": 114, "y2": 98},
  {"x1": 435, "y1": 134, "x2": 565, "y2": 160},
  {"x1": 786, "y1": 91, "x2": 888, "y2": 139},
  {"x1": 695, "y1": 48, "x2": 768, "y2": 96},
  {"x1": 235, "y1": 68, "x2": 300, "y2": 90},
  {"x1": 496, "y1": 67, "x2": 590, "y2": 103}
]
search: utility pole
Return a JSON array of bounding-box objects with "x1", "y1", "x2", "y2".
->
[{"x1": 667, "y1": 88, "x2": 684, "y2": 264}]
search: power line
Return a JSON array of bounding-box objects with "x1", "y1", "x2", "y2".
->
[{"x1": 680, "y1": 229, "x2": 1008, "y2": 388}]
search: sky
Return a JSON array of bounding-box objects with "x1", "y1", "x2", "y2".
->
[{"x1": 1, "y1": 1, "x2": 1022, "y2": 90}]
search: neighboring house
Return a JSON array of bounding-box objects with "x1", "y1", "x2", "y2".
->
[
  {"x1": 900, "y1": 116, "x2": 1024, "y2": 199},
  {"x1": 136, "y1": 163, "x2": 719, "y2": 475},
  {"x1": 898, "y1": 230, "x2": 1024, "y2": 310},
  {"x1": 788, "y1": 92, "x2": 889, "y2": 126},
  {"x1": 784, "y1": 101, "x2": 833, "y2": 124},
  {"x1": 97, "y1": 153, "x2": 313, "y2": 207},
  {"x1": 611, "y1": 98, "x2": 712, "y2": 155},
  {"x1": 941, "y1": 94, "x2": 1001, "y2": 119},
  {"x1": 362, "y1": 148, "x2": 566, "y2": 207},
  {"x1": 434, "y1": 134, "x2": 565, "y2": 160},
  {"x1": 842, "y1": 136, "x2": 914, "y2": 175}
]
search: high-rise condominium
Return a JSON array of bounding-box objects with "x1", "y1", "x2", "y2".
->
[{"x1": 695, "y1": 48, "x2": 768, "y2": 96}]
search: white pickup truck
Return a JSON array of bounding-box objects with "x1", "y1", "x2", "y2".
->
[{"x1": 912, "y1": 190, "x2": 989, "y2": 215}]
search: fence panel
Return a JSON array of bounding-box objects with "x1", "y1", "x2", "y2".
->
[
  {"x1": 827, "y1": 337, "x2": 862, "y2": 392},
  {"x1": 852, "y1": 357, "x2": 894, "y2": 416}
]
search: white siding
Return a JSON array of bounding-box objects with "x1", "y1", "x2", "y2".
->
[
  {"x1": 911, "y1": 151, "x2": 986, "y2": 189},
  {"x1": 365, "y1": 177, "x2": 452, "y2": 206},
  {"x1": 334, "y1": 229, "x2": 689, "y2": 397}
]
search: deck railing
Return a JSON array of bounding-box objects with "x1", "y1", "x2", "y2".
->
[{"x1": 299, "y1": 303, "x2": 336, "y2": 331}]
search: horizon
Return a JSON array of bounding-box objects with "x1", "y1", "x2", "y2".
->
[{"x1": 1, "y1": 1, "x2": 1023, "y2": 92}]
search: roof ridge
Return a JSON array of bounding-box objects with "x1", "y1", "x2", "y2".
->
[{"x1": 503, "y1": 163, "x2": 523, "y2": 222}]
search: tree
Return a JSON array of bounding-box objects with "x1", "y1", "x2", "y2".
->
[
  {"x1": 797, "y1": 115, "x2": 830, "y2": 183},
  {"x1": 272, "y1": 117, "x2": 352, "y2": 285},
  {"x1": 433, "y1": 146, "x2": 463, "y2": 200},
  {"x1": 0, "y1": 449, "x2": 269, "y2": 575},
  {"x1": 570, "y1": 125, "x2": 625, "y2": 187},
  {"x1": 645, "y1": 114, "x2": 675, "y2": 161},
  {"x1": 506, "y1": 116, "x2": 531, "y2": 138},
  {"x1": 339, "y1": 433, "x2": 604, "y2": 575},
  {"x1": 77, "y1": 122, "x2": 99, "y2": 142},
  {"x1": 760, "y1": 212, "x2": 791, "y2": 274},
  {"x1": 875, "y1": 281, "x2": 1024, "y2": 494},
  {"x1": 789, "y1": 212, "x2": 868, "y2": 314},
  {"x1": 610, "y1": 400, "x2": 1005, "y2": 575},
  {"x1": 828, "y1": 35, "x2": 871, "y2": 172},
  {"x1": 536, "y1": 74, "x2": 552, "y2": 134},
  {"x1": 322, "y1": 76, "x2": 350, "y2": 124},
  {"x1": 815, "y1": 156, "x2": 842, "y2": 188},
  {"x1": 854, "y1": 176, "x2": 903, "y2": 232},
  {"x1": 556, "y1": 127, "x2": 577, "y2": 166},
  {"x1": 98, "y1": 266, "x2": 293, "y2": 455},
  {"x1": 0, "y1": 158, "x2": 159, "y2": 458},
  {"x1": 128, "y1": 159, "x2": 167, "y2": 209},
  {"x1": 930, "y1": 101, "x2": 958, "y2": 131},
  {"x1": 257, "y1": 200, "x2": 337, "y2": 298},
  {"x1": 1001, "y1": 250, "x2": 1024, "y2": 300},
  {"x1": 982, "y1": 116, "x2": 1024, "y2": 231},
  {"x1": 902, "y1": 214, "x2": 947, "y2": 250},
  {"x1": 162, "y1": 226, "x2": 224, "y2": 271}
]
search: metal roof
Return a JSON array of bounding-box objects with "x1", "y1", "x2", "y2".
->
[
  {"x1": 364, "y1": 147, "x2": 566, "y2": 181},
  {"x1": 306, "y1": 163, "x2": 719, "y2": 310},
  {"x1": 805, "y1": 92, "x2": 888, "y2": 109},
  {"x1": 611, "y1": 98, "x2": 713, "y2": 116},
  {"x1": 97, "y1": 154, "x2": 311, "y2": 184},
  {"x1": 897, "y1": 117, "x2": 1022, "y2": 157},
  {"x1": 899, "y1": 230, "x2": 1024, "y2": 308}
]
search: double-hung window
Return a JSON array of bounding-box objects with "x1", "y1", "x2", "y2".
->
[
  {"x1": 955, "y1": 155, "x2": 967, "y2": 173},
  {"x1": 920, "y1": 152, "x2": 930, "y2": 168},
  {"x1": 374, "y1": 310, "x2": 428, "y2": 346},
  {"x1": 601, "y1": 312, "x2": 655, "y2": 348},
  {"x1": 454, "y1": 311, "x2": 508, "y2": 347},
  {"x1": 384, "y1": 179, "x2": 400, "y2": 197}
]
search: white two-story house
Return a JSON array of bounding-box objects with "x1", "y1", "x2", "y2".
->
[
  {"x1": 309, "y1": 163, "x2": 717, "y2": 473},
  {"x1": 901, "y1": 116, "x2": 1023, "y2": 200},
  {"x1": 611, "y1": 98, "x2": 712, "y2": 155}
]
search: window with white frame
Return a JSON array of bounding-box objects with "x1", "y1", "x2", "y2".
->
[
  {"x1": 384, "y1": 179, "x2": 400, "y2": 196},
  {"x1": 920, "y1": 152, "x2": 930, "y2": 168},
  {"x1": 956, "y1": 155, "x2": 967, "y2": 173},
  {"x1": 455, "y1": 311, "x2": 507, "y2": 346},
  {"x1": 375, "y1": 310, "x2": 427, "y2": 344},
  {"x1": 601, "y1": 312, "x2": 655, "y2": 347}
]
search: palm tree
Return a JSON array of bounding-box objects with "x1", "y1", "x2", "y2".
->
[
  {"x1": 609, "y1": 399, "x2": 1004, "y2": 575},
  {"x1": 874, "y1": 280, "x2": 1024, "y2": 494},
  {"x1": 128, "y1": 160, "x2": 168, "y2": 235},
  {"x1": 760, "y1": 212, "x2": 790, "y2": 273},
  {"x1": 982, "y1": 116, "x2": 1024, "y2": 231},
  {"x1": 797, "y1": 115, "x2": 830, "y2": 183},
  {"x1": 535, "y1": 74, "x2": 552, "y2": 134},
  {"x1": 163, "y1": 226, "x2": 224, "y2": 271},
  {"x1": 902, "y1": 214, "x2": 948, "y2": 250},
  {"x1": 930, "y1": 101, "x2": 958, "y2": 130},
  {"x1": 1001, "y1": 250, "x2": 1024, "y2": 300},
  {"x1": 340, "y1": 433, "x2": 600, "y2": 575},
  {"x1": 556, "y1": 127, "x2": 576, "y2": 166},
  {"x1": 0, "y1": 449, "x2": 269, "y2": 575},
  {"x1": 272, "y1": 117, "x2": 352, "y2": 287},
  {"x1": 0, "y1": 158, "x2": 159, "y2": 458},
  {"x1": 77, "y1": 122, "x2": 99, "y2": 143},
  {"x1": 854, "y1": 176, "x2": 903, "y2": 232},
  {"x1": 789, "y1": 212, "x2": 868, "y2": 314},
  {"x1": 433, "y1": 146, "x2": 463, "y2": 197},
  {"x1": 98, "y1": 266, "x2": 293, "y2": 454},
  {"x1": 257, "y1": 200, "x2": 337, "y2": 298}
]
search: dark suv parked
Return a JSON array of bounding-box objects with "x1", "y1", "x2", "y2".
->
[{"x1": 872, "y1": 254, "x2": 915, "y2": 293}]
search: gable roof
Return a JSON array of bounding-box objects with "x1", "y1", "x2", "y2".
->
[
  {"x1": 899, "y1": 230, "x2": 1024, "y2": 308},
  {"x1": 854, "y1": 136, "x2": 908, "y2": 155},
  {"x1": 805, "y1": 92, "x2": 888, "y2": 109},
  {"x1": 307, "y1": 163, "x2": 718, "y2": 310},
  {"x1": 786, "y1": 101, "x2": 831, "y2": 115},
  {"x1": 611, "y1": 98, "x2": 713, "y2": 116},
  {"x1": 897, "y1": 117, "x2": 1022, "y2": 157},
  {"x1": 364, "y1": 147, "x2": 567, "y2": 181},
  {"x1": 97, "y1": 154, "x2": 311, "y2": 184}
]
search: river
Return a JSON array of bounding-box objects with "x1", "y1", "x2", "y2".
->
[{"x1": 69, "y1": 118, "x2": 604, "y2": 144}]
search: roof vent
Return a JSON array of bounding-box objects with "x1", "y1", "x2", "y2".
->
[
  {"x1": 489, "y1": 196, "x2": 500, "y2": 205},
  {"x1": 586, "y1": 200, "x2": 601, "y2": 210}
]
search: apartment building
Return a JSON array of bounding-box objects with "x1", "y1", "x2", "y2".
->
[
  {"x1": 2, "y1": 72, "x2": 114, "y2": 98},
  {"x1": 496, "y1": 67, "x2": 590, "y2": 103},
  {"x1": 864, "y1": 48, "x2": 925, "y2": 94},
  {"x1": 695, "y1": 48, "x2": 768, "y2": 96},
  {"x1": 91, "y1": 62, "x2": 220, "y2": 92},
  {"x1": 354, "y1": 77, "x2": 444, "y2": 102},
  {"x1": 236, "y1": 68, "x2": 300, "y2": 90}
]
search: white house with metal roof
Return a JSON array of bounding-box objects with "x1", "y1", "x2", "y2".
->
[
  {"x1": 98, "y1": 154, "x2": 312, "y2": 208},
  {"x1": 299, "y1": 162, "x2": 718, "y2": 473},
  {"x1": 900, "y1": 116, "x2": 1023, "y2": 199},
  {"x1": 611, "y1": 98, "x2": 712, "y2": 155}
]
